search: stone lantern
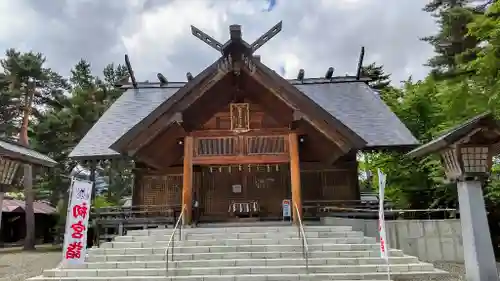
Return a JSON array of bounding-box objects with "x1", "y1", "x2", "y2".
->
[{"x1": 408, "y1": 112, "x2": 500, "y2": 281}]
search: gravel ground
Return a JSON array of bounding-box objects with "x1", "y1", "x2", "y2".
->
[
  {"x1": 407, "y1": 262, "x2": 500, "y2": 281},
  {"x1": 0, "y1": 245, "x2": 61, "y2": 281}
]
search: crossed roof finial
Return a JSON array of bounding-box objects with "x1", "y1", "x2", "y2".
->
[{"x1": 190, "y1": 21, "x2": 283, "y2": 56}]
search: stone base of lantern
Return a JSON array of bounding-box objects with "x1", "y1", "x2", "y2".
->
[{"x1": 458, "y1": 180, "x2": 499, "y2": 281}]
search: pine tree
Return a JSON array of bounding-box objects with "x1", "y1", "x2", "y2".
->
[
  {"x1": 0, "y1": 49, "x2": 68, "y2": 250},
  {"x1": 361, "y1": 62, "x2": 391, "y2": 90},
  {"x1": 421, "y1": 0, "x2": 487, "y2": 78}
]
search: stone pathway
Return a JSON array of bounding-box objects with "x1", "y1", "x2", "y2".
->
[{"x1": 0, "y1": 245, "x2": 61, "y2": 281}]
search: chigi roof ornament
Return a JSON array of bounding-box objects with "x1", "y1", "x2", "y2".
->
[{"x1": 191, "y1": 22, "x2": 282, "y2": 75}]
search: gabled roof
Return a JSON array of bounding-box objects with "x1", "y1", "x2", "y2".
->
[
  {"x1": 69, "y1": 77, "x2": 418, "y2": 160},
  {"x1": 2, "y1": 198, "x2": 56, "y2": 214},
  {"x1": 0, "y1": 138, "x2": 57, "y2": 167}
]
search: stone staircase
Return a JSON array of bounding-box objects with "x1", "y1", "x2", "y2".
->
[{"x1": 29, "y1": 225, "x2": 449, "y2": 280}]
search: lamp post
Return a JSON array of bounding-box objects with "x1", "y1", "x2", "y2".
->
[
  {"x1": 408, "y1": 113, "x2": 500, "y2": 281},
  {"x1": 0, "y1": 156, "x2": 21, "y2": 232}
]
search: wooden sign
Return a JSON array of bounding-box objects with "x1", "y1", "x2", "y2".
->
[{"x1": 230, "y1": 103, "x2": 250, "y2": 132}]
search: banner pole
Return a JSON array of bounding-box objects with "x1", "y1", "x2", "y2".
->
[{"x1": 377, "y1": 169, "x2": 391, "y2": 281}]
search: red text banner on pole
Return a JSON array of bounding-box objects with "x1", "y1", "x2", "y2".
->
[{"x1": 61, "y1": 178, "x2": 93, "y2": 265}]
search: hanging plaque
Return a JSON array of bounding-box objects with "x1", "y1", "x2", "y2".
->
[{"x1": 230, "y1": 103, "x2": 250, "y2": 132}]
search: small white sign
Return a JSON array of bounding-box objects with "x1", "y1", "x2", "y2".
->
[
  {"x1": 232, "y1": 184, "x2": 242, "y2": 193},
  {"x1": 282, "y1": 199, "x2": 291, "y2": 218},
  {"x1": 61, "y1": 178, "x2": 93, "y2": 265}
]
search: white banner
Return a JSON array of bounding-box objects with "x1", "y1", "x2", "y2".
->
[
  {"x1": 61, "y1": 178, "x2": 93, "y2": 265},
  {"x1": 377, "y1": 169, "x2": 389, "y2": 261}
]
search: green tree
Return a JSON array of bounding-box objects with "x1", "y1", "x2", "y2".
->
[
  {"x1": 421, "y1": 0, "x2": 485, "y2": 78},
  {"x1": 0, "y1": 49, "x2": 68, "y2": 250},
  {"x1": 361, "y1": 62, "x2": 391, "y2": 90},
  {"x1": 33, "y1": 60, "x2": 129, "y2": 207}
]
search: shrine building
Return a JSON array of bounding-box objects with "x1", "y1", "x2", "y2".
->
[{"x1": 69, "y1": 22, "x2": 418, "y2": 225}]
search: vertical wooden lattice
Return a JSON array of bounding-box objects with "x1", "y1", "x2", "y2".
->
[
  {"x1": 246, "y1": 136, "x2": 286, "y2": 154},
  {"x1": 141, "y1": 175, "x2": 182, "y2": 207},
  {"x1": 196, "y1": 137, "x2": 238, "y2": 156}
]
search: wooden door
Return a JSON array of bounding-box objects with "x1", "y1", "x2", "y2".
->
[
  {"x1": 200, "y1": 167, "x2": 246, "y2": 219},
  {"x1": 244, "y1": 165, "x2": 289, "y2": 218}
]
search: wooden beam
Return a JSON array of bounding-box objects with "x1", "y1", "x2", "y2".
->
[
  {"x1": 191, "y1": 25, "x2": 223, "y2": 53},
  {"x1": 247, "y1": 68, "x2": 355, "y2": 153},
  {"x1": 190, "y1": 128, "x2": 295, "y2": 137},
  {"x1": 250, "y1": 21, "x2": 283, "y2": 53},
  {"x1": 112, "y1": 61, "x2": 224, "y2": 154},
  {"x1": 182, "y1": 136, "x2": 193, "y2": 225},
  {"x1": 133, "y1": 154, "x2": 164, "y2": 171},
  {"x1": 289, "y1": 132, "x2": 302, "y2": 224},
  {"x1": 127, "y1": 70, "x2": 228, "y2": 153},
  {"x1": 192, "y1": 154, "x2": 289, "y2": 165},
  {"x1": 248, "y1": 64, "x2": 367, "y2": 149}
]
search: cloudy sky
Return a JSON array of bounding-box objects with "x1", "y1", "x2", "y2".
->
[{"x1": 0, "y1": 0, "x2": 437, "y2": 85}]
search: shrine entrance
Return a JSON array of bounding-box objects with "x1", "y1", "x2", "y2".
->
[{"x1": 198, "y1": 164, "x2": 290, "y2": 221}]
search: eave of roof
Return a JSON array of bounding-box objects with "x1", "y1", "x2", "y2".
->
[
  {"x1": 407, "y1": 112, "x2": 494, "y2": 158},
  {"x1": 0, "y1": 138, "x2": 57, "y2": 167}
]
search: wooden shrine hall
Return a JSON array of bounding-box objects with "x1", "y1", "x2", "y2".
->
[{"x1": 69, "y1": 22, "x2": 418, "y2": 224}]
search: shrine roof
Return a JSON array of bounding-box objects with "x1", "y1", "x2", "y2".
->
[
  {"x1": 0, "y1": 138, "x2": 57, "y2": 167},
  {"x1": 69, "y1": 78, "x2": 418, "y2": 160}
]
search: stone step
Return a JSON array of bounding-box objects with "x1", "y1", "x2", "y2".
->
[
  {"x1": 118, "y1": 231, "x2": 364, "y2": 241},
  {"x1": 126, "y1": 226, "x2": 353, "y2": 236},
  {"x1": 28, "y1": 273, "x2": 445, "y2": 281},
  {"x1": 86, "y1": 250, "x2": 406, "y2": 262},
  {"x1": 104, "y1": 237, "x2": 377, "y2": 248},
  {"x1": 68, "y1": 256, "x2": 419, "y2": 269},
  {"x1": 45, "y1": 263, "x2": 437, "y2": 277},
  {"x1": 88, "y1": 243, "x2": 382, "y2": 256},
  {"x1": 35, "y1": 269, "x2": 448, "y2": 281}
]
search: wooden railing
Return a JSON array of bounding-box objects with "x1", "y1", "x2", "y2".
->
[{"x1": 193, "y1": 135, "x2": 289, "y2": 157}]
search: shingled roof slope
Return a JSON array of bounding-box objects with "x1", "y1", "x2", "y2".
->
[
  {"x1": 69, "y1": 80, "x2": 418, "y2": 159},
  {"x1": 68, "y1": 86, "x2": 182, "y2": 159},
  {"x1": 295, "y1": 82, "x2": 418, "y2": 147},
  {"x1": 0, "y1": 139, "x2": 57, "y2": 167}
]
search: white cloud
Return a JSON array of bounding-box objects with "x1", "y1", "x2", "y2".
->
[{"x1": 0, "y1": 0, "x2": 437, "y2": 85}]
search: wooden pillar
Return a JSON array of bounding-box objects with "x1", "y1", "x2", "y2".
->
[
  {"x1": 182, "y1": 136, "x2": 194, "y2": 225},
  {"x1": 289, "y1": 132, "x2": 302, "y2": 224}
]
